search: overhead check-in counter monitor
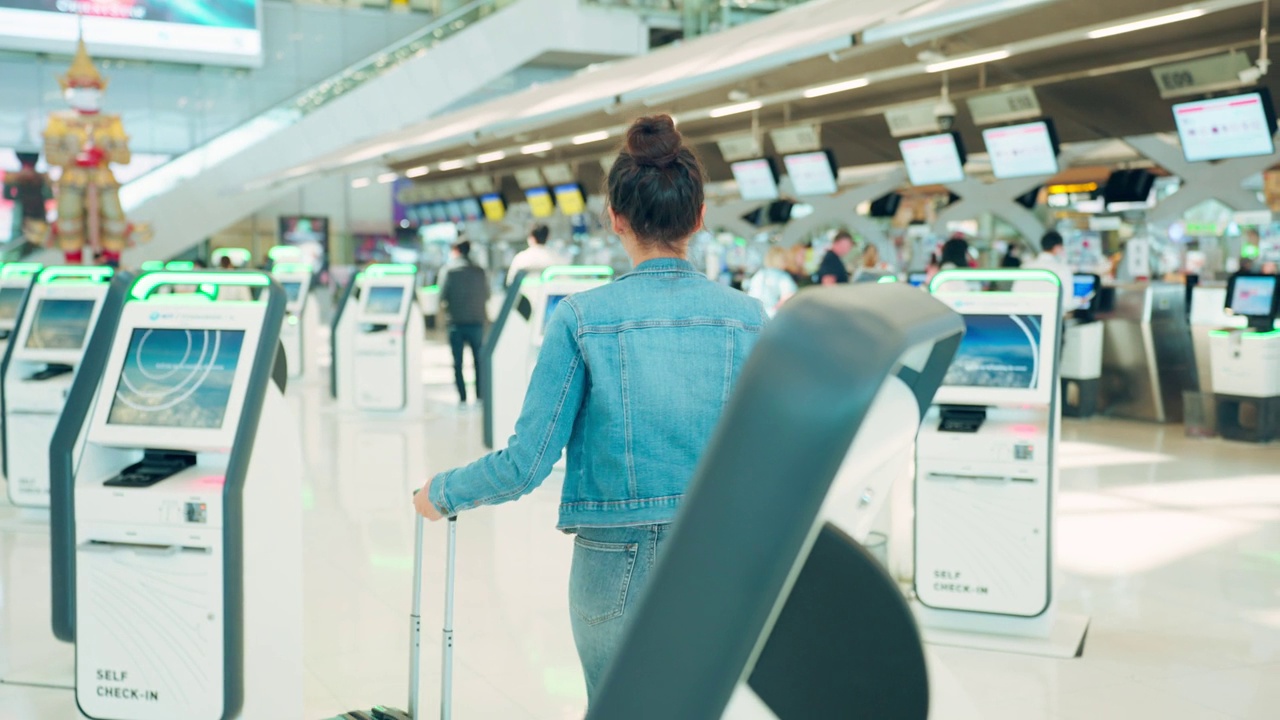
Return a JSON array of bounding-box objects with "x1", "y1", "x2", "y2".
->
[
  {"x1": 917, "y1": 269, "x2": 1087, "y2": 657},
  {"x1": 483, "y1": 266, "x2": 613, "y2": 450},
  {"x1": 586, "y1": 285, "x2": 963, "y2": 720},
  {"x1": 270, "y1": 262, "x2": 320, "y2": 381},
  {"x1": 48, "y1": 271, "x2": 304, "y2": 720},
  {"x1": 2, "y1": 266, "x2": 120, "y2": 508},
  {"x1": 1210, "y1": 274, "x2": 1280, "y2": 442},
  {"x1": 351, "y1": 264, "x2": 422, "y2": 413}
]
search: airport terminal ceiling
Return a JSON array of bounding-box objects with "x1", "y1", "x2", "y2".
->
[{"x1": 387, "y1": 0, "x2": 1280, "y2": 186}]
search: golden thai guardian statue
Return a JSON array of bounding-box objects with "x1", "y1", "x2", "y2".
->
[{"x1": 42, "y1": 37, "x2": 145, "y2": 266}]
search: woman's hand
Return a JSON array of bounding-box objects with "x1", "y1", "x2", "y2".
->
[{"x1": 414, "y1": 479, "x2": 447, "y2": 521}]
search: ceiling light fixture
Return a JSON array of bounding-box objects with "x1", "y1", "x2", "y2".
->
[
  {"x1": 522, "y1": 141, "x2": 554, "y2": 154},
  {"x1": 803, "y1": 77, "x2": 871, "y2": 99},
  {"x1": 572, "y1": 131, "x2": 610, "y2": 145},
  {"x1": 377, "y1": 172, "x2": 398, "y2": 184},
  {"x1": 925, "y1": 49, "x2": 1012, "y2": 73},
  {"x1": 350, "y1": 177, "x2": 371, "y2": 189},
  {"x1": 710, "y1": 100, "x2": 763, "y2": 118},
  {"x1": 405, "y1": 166, "x2": 429, "y2": 178},
  {"x1": 476, "y1": 150, "x2": 506, "y2": 164},
  {"x1": 1086, "y1": 9, "x2": 1206, "y2": 39},
  {"x1": 438, "y1": 159, "x2": 465, "y2": 171}
]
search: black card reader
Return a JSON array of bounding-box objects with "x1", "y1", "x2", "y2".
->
[
  {"x1": 938, "y1": 405, "x2": 987, "y2": 433},
  {"x1": 104, "y1": 450, "x2": 198, "y2": 488}
]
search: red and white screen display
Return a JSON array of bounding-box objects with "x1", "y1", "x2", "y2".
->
[
  {"x1": 1174, "y1": 92, "x2": 1276, "y2": 162},
  {"x1": 900, "y1": 133, "x2": 965, "y2": 186},
  {"x1": 983, "y1": 121, "x2": 1058, "y2": 179}
]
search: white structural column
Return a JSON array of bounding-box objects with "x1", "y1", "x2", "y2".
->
[
  {"x1": 1125, "y1": 134, "x2": 1275, "y2": 225},
  {"x1": 778, "y1": 167, "x2": 908, "y2": 254},
  {"x1": 933, "y1": 172, "x2": 1052, "y2": 242}
]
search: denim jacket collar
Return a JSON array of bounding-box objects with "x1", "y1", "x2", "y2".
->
[{"x1": 621, "y1": 258, "x2": 699, "y2": 279}]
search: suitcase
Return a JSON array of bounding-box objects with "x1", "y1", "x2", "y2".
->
[{"x1": 333, "y1": 514, "x2": 456, "y2": 720}]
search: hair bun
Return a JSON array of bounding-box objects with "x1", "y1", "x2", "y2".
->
[{"x1": 626, "y1": 114, "x2": 682, "y2": 169}]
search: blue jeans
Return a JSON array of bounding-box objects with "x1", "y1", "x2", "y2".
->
[{"x1": 569, "y1": 524, "x2": 669, "y2": 703}]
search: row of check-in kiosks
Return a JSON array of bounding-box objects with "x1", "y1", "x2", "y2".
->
[{"x1": 0, "y1": 258, "x2": 1272, "y2": 719}]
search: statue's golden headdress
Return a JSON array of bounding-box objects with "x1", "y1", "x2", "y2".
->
[{"x1": 59, "y1": 37, "x2": 107, "y2": 91}]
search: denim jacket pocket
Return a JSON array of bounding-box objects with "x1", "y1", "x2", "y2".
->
[{"x1": 570, "y1": 537, "x2": 638, "y2": 626}]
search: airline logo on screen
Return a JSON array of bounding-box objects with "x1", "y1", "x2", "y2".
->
[{"x1": 148, "y1": 310, "x2": 237, "y2": 323}]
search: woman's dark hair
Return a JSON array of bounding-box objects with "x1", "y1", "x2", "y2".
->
[
  {"x1": 607, "y1": 114, "x2": 705, "y2": 248},
  {"x1": 453, "y1": 240, "x2": 472, "y2": 258},
  {"x1": 940, "y1": 237, "x2": 970, "y2": 268},
  {"x1": 530, "y1": 224, "x2": 550, "y2": 245}
]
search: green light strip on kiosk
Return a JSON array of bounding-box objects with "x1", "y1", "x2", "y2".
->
[
  {"x1": 365, "y1": 263, "x2": 417, "y2": 277},
  {"x1": 1209, "y1": 328, "x2": 1280, "y2": 337},
  {"x1": 877, "y1": 275, "x2": 898, "y2": 284},
  {"x1": 928, "y1": 268, "x2": 1061, "y2": 293},
  {"x1": 542, "y1": 265, "x2": 614, "y2": 281},
  {"x1": 165, "y1": 261, "x2": 196, "y2": 271},
  {"x1": 129, "y1": 272, "x2": 272, "y2": 301},
  {"x1": 272, "y1": 262, "x2": 313, "y2": 275},
  {"x1": 38, "y1": 266, "x2": 113, "y2": 284},
  {"x1": 139, "y1": 260, "x2": 166, "y2": 272},
  {"x1": 0, "y1": 262, "x2": 42, "y2": 280}
]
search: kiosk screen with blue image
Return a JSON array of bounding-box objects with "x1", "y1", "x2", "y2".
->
[
  {"x1": 1072, "y1": 275, "x2": 1098, "y2": 310},
  {"x1": 0, "y1": 287, "x2": 24, "y2": 321},
  {"x1": 544, "y1": 295, "x2": 567, "y2": 330},
  {"x1": 282, "y1": 281, "x2": 302, "y2": 304},
  {"x1": 26, "y1": 299, "x2": 95, "y2": 350},
  {"x1": 943, "y1": 314, "x2": 1043, "y2": 389},
  {"x1": 107, "y1": 329, "x2": 245, "y2": 429},
  {"x1": 365, "y1": 286, "x2": 404, "y2": 315}
]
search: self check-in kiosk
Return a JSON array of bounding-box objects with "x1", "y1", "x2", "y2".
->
[
  {"x1": 344, "y1": 263, "x2": 422, "y2": 413},
  {"x1": 270, "y1": 262, "x2": 321, "y2": 381},
  {"x1": 1060, "y1": 273, "x2": 1104, "y2": 418},
  {"x1": 49, "y1": 271, "x2": 304, "y2": 719},
  {"x1": 581, "y1": 285, "x2": 963, "y2": 719},
  {"x1": 0, "y1": 262, "x2": 42, "y2": 353},
  {"x1": 916, "y1": 269, "x2": 1088, "y2": 657},
  {"x1": 483, "y1": 266, "x2": 613, "y2": 450},
  {"x1": 1210, "y1": 274, "x2": 1280, "y2": 442},
  {"x1": 2, "y1": 266, "x2": 115, "y2": 508}
]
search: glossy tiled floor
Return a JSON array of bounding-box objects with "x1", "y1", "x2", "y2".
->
[{"x1": 1, "y1": 339, "x2": 1278, "y2": 719}]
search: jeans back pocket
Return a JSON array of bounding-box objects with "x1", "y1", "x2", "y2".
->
[{"x1": 570, "y1": 537, "x2": 639, "y2": 626}]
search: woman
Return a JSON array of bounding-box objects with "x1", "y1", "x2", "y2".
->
[
  {"x1": 414, "y1": 115, "x2": 767, "y2": 702},
  {"x1": 747, "y1": 245, "x2": 799, "y2": 316}
]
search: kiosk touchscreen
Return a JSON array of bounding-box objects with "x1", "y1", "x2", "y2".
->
[
  {"x1": 0, "y1": 263, "x2": 42, "y2": 350},
  {"x1": 2, "y1": 267, "x2": 115, "y2": 508},
  {"x1": 915, "y1": 269, "x2": 1087, "y2": 656},
  {"x1": 271, "y1": 262, "x2": 320, "y2": 380},
  {"x1": 350, "y1": 264, "x2": 423, "y2": 413},
  {"x1": 49, "y1": 271, "x2": 303, "y2": 720},
  {"x1": 1210, "y1": 274, "x2": 1280, "y2": 442},
  {"x1": 484, "y1": 266, "x2": 613, "y2": 450}
]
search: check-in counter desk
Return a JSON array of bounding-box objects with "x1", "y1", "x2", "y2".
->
[{"x1": 1097, "y1": 282, "x2": 1200, "y2": 423}]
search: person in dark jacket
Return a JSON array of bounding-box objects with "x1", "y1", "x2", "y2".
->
[{"x1": 440, "y1": 240, "x2": 489, "y2": 404}]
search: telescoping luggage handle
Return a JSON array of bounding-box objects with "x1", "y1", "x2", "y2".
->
[{"x1": 409, "y1": 512, "x2": 457, "y2": 720}]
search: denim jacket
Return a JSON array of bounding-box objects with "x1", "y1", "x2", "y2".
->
[{"x1": 430, "y1": 258, "x2": 767, "y2": 530}]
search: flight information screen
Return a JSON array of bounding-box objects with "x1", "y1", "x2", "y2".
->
[
  {"x1": 983, "y1": 121, "x2": 1059, "y2": 179},
  {"x1": 730, "y1": 159, "x2": 780, "y2": 201},
  {"x1": 900, "y1": 133, "x2": 966, "y2": 186},
  {"x1": 1174, "y1": 92, "x2": 1276, "y2": 162},
  {"x1": 107, "y1": 329, "x2": 244, "y2": 429},
  {"x1": 783, "y1": 151, "x2": 839, "y2": 196}
]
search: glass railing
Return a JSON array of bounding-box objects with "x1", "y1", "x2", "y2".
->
[{"x1": 120, "y1": 0, "x2": 515, "y2": 212}]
